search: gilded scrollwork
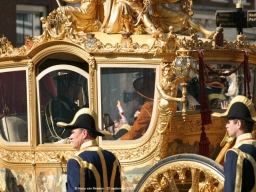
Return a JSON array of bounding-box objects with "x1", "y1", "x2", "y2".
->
[
  {"x1": 83, "y1": 33, "x2": 104, "y2": 51},
  {"x1": 139, "y1": 160, "x2": 224, "y2": 192},
  {"x1": 171, "y1": 118, "x2": 227, "y2": 134},
  {"x1": 117, "y1": 33, "x2": 140, "y2": 52},
  {"x1": 27, "y1": 59, "x2": 34, "y2": 93},
  {"x1": 2, "y1": 30, "x2": 256, "y2": 59},
  {"x1": 152, "y1": 34, "x2": 168, "y2": 55},
  {"x1": 166, "y1": 26, "x2": 178, "y2": 52},
  {"x1": 0, "y1": 149, "x2": 32, "y2": 163},
  {"x1": 111, "y1": 131, "x2": 159, "y2": 160},
  {"x1": 0, "y1": 148, "x2": 72, "y2": 164},
  {"x1": 35, "y1": 150, "x2": 75, "y2": 162},
  {"x1": 0, "y1": 35, "x2": 27, "y2": 57}
]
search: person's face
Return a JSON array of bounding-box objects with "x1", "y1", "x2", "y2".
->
[
  {"x1": 114, "y1": 120, "x2": 120, "y2": 128},
  {"x1": 69, "y1": 83, "x2": 81, "y2": 101},
  {"x1": 225, "y1": 119, "x2": 240, "y2": 137},
  {"x1": 69, "y1": 128, "x2": 86, "y2": 150}
]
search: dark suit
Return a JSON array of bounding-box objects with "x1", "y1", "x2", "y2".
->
[
  {"x1": 66, "y1": 140, "x2": 121, "y2": 192},
  {"x1": 224, "y1": 133, "x2": 256, "y2": 192},
  {"x1": 45, "y1": 95, "x2": 80, "y2": 141}
]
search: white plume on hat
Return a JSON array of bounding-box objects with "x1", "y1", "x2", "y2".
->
[{"x1": 222, "y1": 70, "x2": 238, "y2": 98}]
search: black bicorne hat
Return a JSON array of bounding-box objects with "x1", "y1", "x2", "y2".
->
[
  {"x1": 57, "y1": 108, "x2": 110, "y2": 136},
  {"x1": 133, "y1": 73, "x2": 155, "y2": 100},
  {"x1": 212, "y1": 95, "x2": 256, "y2": 122}
]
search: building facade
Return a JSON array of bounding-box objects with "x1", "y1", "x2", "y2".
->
[{"x1": 0, "y1": 0, "x2": 59, "y2": 47}]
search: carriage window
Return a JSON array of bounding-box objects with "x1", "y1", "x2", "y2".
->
[
  {"x1": 0, "y1": 70, "x2": 29, "y2": 142},
  {"x1": 100, "y1": 67, "x2": 156, "y2": 140},
  {"x1": 186, "y1": 63, "x2": 255, "y2": 110},
  {"x1": 37, "y1": 67, "x2": 89, "y2": 144}
]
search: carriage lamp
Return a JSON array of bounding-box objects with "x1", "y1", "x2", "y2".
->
[{"x1": 172, "y1": 49, "x2": 197, "y2": 121}]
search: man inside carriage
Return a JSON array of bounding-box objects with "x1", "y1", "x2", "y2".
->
[{"x1": 44, "y1": 71, "x2": 88, "y2": 143}]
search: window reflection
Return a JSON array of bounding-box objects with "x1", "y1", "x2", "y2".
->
[
  {"x1": 16, "y1": 5, "x2": 46, "y2": 47},
  {"x1": 186, "y1": 64, "x2": 255, "y2": 110},
  {"x1": 101, "y1": 68, "x2": 155, "y2": 140},
  {"x1": 0, "y1": 70, "x2": 28, "y2": 142},
  {"x1": 38, "y1": 70, "x2": 89, "y2": 143}
]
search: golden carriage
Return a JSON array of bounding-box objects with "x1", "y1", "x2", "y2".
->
[{"x1": 0, "y1": 0, "x2": 255, "y2": 191}]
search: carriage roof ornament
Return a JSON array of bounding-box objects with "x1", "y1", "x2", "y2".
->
[
  {"x1": 172, "y1": 37, "x2": 198, "y2": 121},
  {"x1": 236, "y1": 0, "x2": 243, "y2": 8}
]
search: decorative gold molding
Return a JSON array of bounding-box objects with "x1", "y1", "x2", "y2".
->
[
  {"x1": 88, "y1": 56, "x2": 96, "y2": 111},
  {"x1": 110, "y1": 131, "x2": 159, "y2": 161},
  {"x1": 0, "y1": 148, "x2": 32, "y2": 163},
  {"x1": 27, "y1": 59, "x2": 34, "y2": 105},
  {"x1": 1, "y1": 31, "x2": 256, "y2": 61},
  {"x1": 171, "y1": 117, "x2": 226, "y2": 134}
]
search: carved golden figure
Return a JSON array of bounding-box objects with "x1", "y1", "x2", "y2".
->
[
  {"x1": 40, "y1": 0, "x2": 217, "y2": 38},
  {"x1": 154, "y1": 63, "x2": 185, "y2": 163},
  {"x1": 157, "y1": 63, "x2": 185, "y2": 118},
  {"x1": 57, "y1": 0, "x2": 101, "y2": 32},
  {"x1": 101, "y1": 0, "x2": 157, "y2": 34},
  {"x1": 150, "y1": 0, "x2": 215, "y2": 38}
]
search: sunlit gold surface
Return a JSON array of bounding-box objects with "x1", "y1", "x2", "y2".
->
[
  {"x1": 137, "y1": 159, "x2": 224, "y2": 192},
  {"x1": 1, "y1": 0, "x2": 256, "y2": 190}
]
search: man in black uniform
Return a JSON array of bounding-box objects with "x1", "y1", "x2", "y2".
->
[
  {"x1": 45, "y1": 72, "x2": 87, "y2": 142},
  {"x1": 57, "y1": 108, "x2": 121, "y2": 192},
  {"x1": 212, "y1": 95, "x2": 256, "y2": 191}
]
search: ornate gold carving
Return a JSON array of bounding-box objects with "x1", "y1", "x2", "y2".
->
[
  {"x1": 0, "y1": 148, "x2": 32, "y2": 163},
  {"x1": 35, "y1": 150, "x2": 75, "y2": 162},
  {"x1": 83, "y1": 33, "x2": 103, "y2": 51},
  {"x1": 0, "y1": 148, "x2": 74, "y2": 164},
  {"x1": 111, "y1": 131, "x2": 159, "y2": 160},
  {"x1": 88, "y1": 55, "x2": 96, "y2": 110},
  {"x1": 30, "y1": 142, "x2": 36, "y2": 167},
  {"x1": 153, "y1": 63, "x2": 185, "y2": 163},
  {"x1": 2, "y1": 29, "x2": 256, "y2": 59},
  {"x1": 118, "y1": 33, "x2": 139, "y2": 52},
  {"x1": 27, "y1": 60, "x2": 34, "y2": 104},
  {"x1": 46, "y1": 0, "x2": 215, "y2": 38},
  {"x1": 139, "y1": 160, "x2": 224, "y2": 192},
  {"x1": 0, "y1": 35, "x2": 27, "y2": 57},
  {"x1": 172, "y1": 118, "x2": 226, "y2": 134}
]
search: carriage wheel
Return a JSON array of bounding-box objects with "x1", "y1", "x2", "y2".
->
[{"x1": 135, "y1": 154, "x2": 224, "y2": 192}]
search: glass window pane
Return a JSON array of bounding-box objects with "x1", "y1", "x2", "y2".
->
[
  {"x1": 16, "y1": 13, "x2": 25, "y2": 47},
  {"x1": 186, "y1": 63, "x2": 255, "y2": 110},
  {"x1": 0, "y1": 70, "x2": 28, "y2": 142},
  {"x1": 38, "y1": 70, "x2": 89, "y2": 143},
  {"x1": 24, "y1": 13, "x2": 33, "y2": 37},
  {"x1": 16, "y1": 12, "x2": 42, "y2": 47},
  {"x1": 33, "y1": 13, "x2": 42, "y2": 35},
  {"x1": 101, "y1": 68, "x2": 155, "y2": 140}
]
